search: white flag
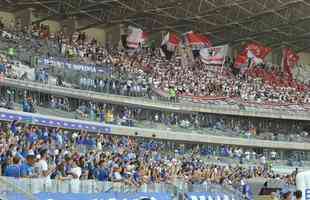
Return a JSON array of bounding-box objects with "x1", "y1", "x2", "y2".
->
[
  {"x1": 200, "y1": 45, "x2": 228, "y2": 65},
  {"x1": 126, "y1": 26, "x2": 144, "y2": 48}
]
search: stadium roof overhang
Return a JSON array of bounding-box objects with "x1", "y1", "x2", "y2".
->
[{"x1": 1, "y1": 0, "x2": 310, "y2": 52}]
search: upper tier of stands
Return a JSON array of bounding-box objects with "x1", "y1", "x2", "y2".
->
[{"x1": 1, "y1": 26, "x2": 310, "y2": 120}]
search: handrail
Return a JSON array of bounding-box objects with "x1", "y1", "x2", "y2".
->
[
  {"x1": 0, "y1": 176, "x2": 242, "y2": 199},
  {"x1": 1, "y1": 78, "x2": 310, "y2": 121},
  {"x1": 0, "y1": 176, "x2": 37, "y2": 200}
]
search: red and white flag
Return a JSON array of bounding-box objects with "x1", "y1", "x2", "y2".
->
[
  {"x1": 198, "y1": 34, "x2": 212, "y2": 47},
  {"x1": 200, "y1": 45, "x2": 228, "y2": 65},
  {"x1": 234, "y1": 51, "x2": 248, "y2": 69},
  {"x1": 160, "y1": 32, "x2": 180, "y2": 60},
  {"x1": 282, "y1": 48, "x2": 299, "y2": 79},
  {"x1": 183, "y1": 31, "x2": 212, "y2": 49},
  {"x1": 234, "y1": 42, "x2": 271, "y2": 69},
  {"x1": 126, "y1": 26, "x2": 148, "y2": 48},
  {"x1": 245, "y1": 42, "x2": 271, "y2": 60},
  {"x1": 161, "y1": 32, "x2": 180, "y2": 51}
]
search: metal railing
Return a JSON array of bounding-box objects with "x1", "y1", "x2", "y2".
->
[
  {"x1": 0, "y1": 176, "x2": 37, "y2": 200},
  {"x1": 0, "y1": 177, "x2": 243, "y2": 200},
  {"x1": 2, "y1": 78, "x2": 310, "y2": 121}
]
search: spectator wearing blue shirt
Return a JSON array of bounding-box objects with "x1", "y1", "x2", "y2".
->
[
  {"x1": 27, "y1": 127, "x2": 38, "y2": 144},
  {"x1": 99, "y1": 109, "x2": 105, "y2": 123},
  {"x1": 22, "y1": 98, "x2": 30, "y2": 112},
  {"x1": 64, "y1": 156, "x2": 73, "y2": 175},
  {"x1": 0, "y1": 63, "x2": 5, "y2": 73},
  {"x1": 21, "y1": 147, "x2": 28, "y2": 159},
  {"x1": 55, "y1": 130, "x2": 63, "y2": 146},
  {"x1": 42, "y1": 127, "x2": 49, "y2": 141},
  {"x1": 4, "y1": 156, "x2": 21, "y2": 178},
  {"x1": 43, "y1": 69, "x2": 49, "y2": 84},
  {"x1": 131, "y1": 169, "x2": 141, "y2": 187},
  {"x1": 9, "y1": 120, "x2": 18, "y2": 136},
  {"x1": 94, "y1": 160, "x2": 109, "y2": 182},
  {"x1": 20, "y1": 155, "x2": 36, "y2": 178}
]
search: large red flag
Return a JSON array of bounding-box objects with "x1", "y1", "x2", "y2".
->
[
  {"x1": 198, "y1": 34, "x2": 212, "y2": 47},
  {"x1": 245, "y1": 42, "x2": 271, "y2": 59},
  {"x1": 169, "y1": 33, "x2": 180, "y2": 47},
  {"x1": 161, "y1": 32, "x2": 180, "y2": 49},
  {"x1": 186, "y1": 31, "x2": 202, "y2": 45},
  {"x1": 161, "y1": 32, "x2": 180, "y2": 59},
  {"x1": 234, "y1": 51, "x2": 248, "y2": 69},
  {"x1": 234, "y1": 42, "x2": 271, "y2": 69},
  {"x1": 282, "y1": 48, "x2": 299, "y2": 80},
  {"x1": 185, "y1": 31, "x2": 212, "y2": 48}
]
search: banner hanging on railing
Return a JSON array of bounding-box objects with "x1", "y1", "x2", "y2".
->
[
  {"x1": 0, "y1": 109, "x2": 111, "y2": 133},
  {"x1": 38, "y1": 57, "x2": 112, "y2": 74},
  {"x1": 7, "y1": 192, "x2": 172, "y2": 200}
]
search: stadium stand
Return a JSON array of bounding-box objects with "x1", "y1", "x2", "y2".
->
[{"x1": 1, "y1": 1, "x2": 310, "y2": 199}]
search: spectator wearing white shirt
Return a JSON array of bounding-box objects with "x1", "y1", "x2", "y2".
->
[
  {"x1": 68, "y1": 160, "x2": 82, "y2": 179},
  {"x1": 270, "y1": 150, "x2": 277, "y2": 161},
  {"x1": 34, "y1": 149, "x2": 49, "y2": 177}
]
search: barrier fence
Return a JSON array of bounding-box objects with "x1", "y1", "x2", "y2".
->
[
  {"x1": 0, "y1": 177, "x2": 243, "y2": 200},
  {"x1": 2, "y1": 78, "x2": 310, "y2": 121}
]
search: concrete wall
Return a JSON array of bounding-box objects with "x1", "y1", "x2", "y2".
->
[
  {"x1": 61, "y1": 18, "x2": 78, "y2": 36},
  {"x1": 265, "y1": 51, "x2": 273, "y2": 63},
  {"x1": 105, "y1": 25, "x2": 121, "y2": 46},
  {"x1": 40, "y1": 20, "x2": 61, "y2": 33},
  {"x1": 298, "y1": 52, "x2": 310, "y2": 65},
  {"x1": 83, "y1": 27, "x2": 106, "y2": 44},
  {"x1": 0, "y1": 11, "x2": 15, "y2": 28},
  {"x1": 271, "y1": 49, "x2": 282, "y2": 66},
  {"x1": 0, "y1": 10, "x2": 114, "y2": 45},
  {"x1": 232, "y1": 46, "x2": 241, "y2": 58},
  {"x1": 15, "y1": 9, "x2": 32, "y2": 28}
]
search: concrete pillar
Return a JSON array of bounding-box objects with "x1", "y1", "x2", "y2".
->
[
  {"x1": 119, "y1": 24, "x2": 127, "y2": 35},
  {"x1": 40, "y1": 20, "x2": 61, "y2": 33},
  {"x1": 105, "y1": 24, "x2": 121, "y2": 46},
  {"x1": 232, "y1": 46, "x2": 240, "y2": 58},
  {"x1": 82, "y1": 28, "x2": 106, "y2": 44},
  {"x1": 269, "y1": 48, "x2": 283, "y2": 66},
  {"x1": 265, "y1": 51, "x2": 273, "y2": 63},
  {"x1": 61, "y1": 17, "x2": 78, "y2": 36},
  {"x1": 0, "y1": 11, "x2": 15, "y2": 28},
  {"x1": 14, "y1": 8, "x2": 33, "y2": 28}
]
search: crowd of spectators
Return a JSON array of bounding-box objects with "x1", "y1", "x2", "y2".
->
[
  {"x1": 34, "y1": 67, "x2": 49, "y2": 84},
  {"x1": 0, "y1": 87, "x2": 308, "y2": 145},
  {"x1": 2, "y1": 20, "x2": 310, "y2": 108},
  {"x1": 0, "y1": 54, "x2": 13, "y2": 76},
  {"x1": 0, "y1": 17, "x2": 309, "y2": 200},
  {"x1": 78, "y1": 75, "x2": 151, "y2": 98},
  {"x1": 148, "y1": 54, "x2": 310, "y2": 106},
  {"x1": 0, "y1": 120, "x2": 296, "y2": 191}
]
